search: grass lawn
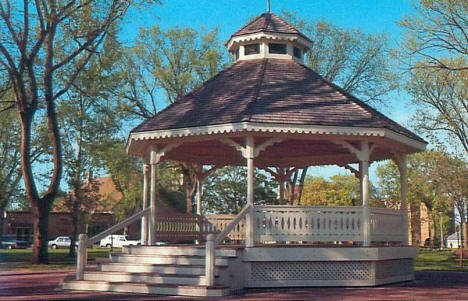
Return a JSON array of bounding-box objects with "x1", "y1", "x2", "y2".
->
[
  {"x1": 0, "y1": 247, "x2": 116, "y2": 270},
  {"x1": 415, "y1": 248, "x2": 468, "y2": 271}
]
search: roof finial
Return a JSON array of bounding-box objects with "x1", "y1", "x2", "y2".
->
[{"x1": 267, "y1": 0, "x2": 270, "y2": 12}]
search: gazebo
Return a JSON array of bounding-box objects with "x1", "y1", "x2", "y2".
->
[{"x1": 64, "y1": 11, "x2": 427, "y2": 297}]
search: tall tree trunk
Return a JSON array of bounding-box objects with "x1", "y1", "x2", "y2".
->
[
  {"x1": 296, "y1": 167, "x2": 308, "y2": 205},
  {"x1": 182, "y1": 168, "x2": 196, "y2": 214},
  {"x1": 31, "y1": 203, "x2": 51, "y2": 264},
  {"x1": 69, "y1": 191, "x2": 79, "y2": 257},
  {"x1": 0, "y1": 203, "x2": 5, "y2": 245},
  {"x1": 410, "y1": 202, "x2": 422, "y2": 246},
  {"x1": 429, "y1": 213, "x2": 436, "y2": 248}
]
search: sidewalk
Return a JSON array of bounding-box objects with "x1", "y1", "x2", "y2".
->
[{"x1": 0, "y1": 269, "x2": 467, "y2": 300}]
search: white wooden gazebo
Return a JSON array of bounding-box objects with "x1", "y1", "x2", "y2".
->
[{"x1": 65, "y1": 11, "x2": 426, "y2": 297}]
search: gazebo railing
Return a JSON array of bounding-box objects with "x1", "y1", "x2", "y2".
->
[
  {"x1": 205, "y1": 204, "x2": 251, "y2": 286},
  {"x1": 254, "y1": 205, "x2": 363, "y2": 243},
  {"x1": 370, "y1": 207, "x2": 406, "y2": 243},
  {"x1": 76, "y1": 207, "x2": 151, "y2": 280},
  {"x1": 205, "y1": 214, "x2": 246, "y2": 241},
  {"x1": 149, "y1": 206, "x2": 405, "y2": 245},
  {"x1": 252, "y1": 205, "x2": 405, "y2": 244}
]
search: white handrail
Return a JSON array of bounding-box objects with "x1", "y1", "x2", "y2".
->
[
  {"x1": 76, "y1": 207, "x2": 151, "y2": 280},
  {"x1": 215, "y1": 204, "x2": 251, "y2": 245},
  {"x1": 88, "y1": 207, "x2": 151, "y2": 245},
  {"x1": 205, "y1": 204, "x2": 251, "y2": 286}
]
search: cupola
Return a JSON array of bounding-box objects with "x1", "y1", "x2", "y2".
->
[{"x1": 226, "y1": 12, "x2": 313, "y2": 63}]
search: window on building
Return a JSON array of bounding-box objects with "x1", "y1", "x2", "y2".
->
[
  {"x1": 293, "y1": 47, "x2": 302, "y2": 59},
  {"x1": 269, "y1": 43, "x2": 287, "y2": 54},
  {"x1": 244, "y1": 44, "x2": 260, "y2": 55}
]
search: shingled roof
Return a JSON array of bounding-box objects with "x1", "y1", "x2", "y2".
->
[
  {"x1": 131, "y1": 58, "x2": 425, "y2": 144},
  {"x1": 230, "y1": 12, "x2": 312, "y2": 43}
]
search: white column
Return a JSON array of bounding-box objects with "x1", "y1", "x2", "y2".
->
[
  {"x1": 141, "y1": 163, "x2": 150, "y2": 245},
  {"x1": 397, "y1": 155, "x2": 409, "y2": 246},
  {"x1": 246, "y1": 136, "x2": 255, "y2": 248},
  {"x1": 359, "y1": 141, "x2": 371, "y2": 247},
  {"x1": 196, "y1": 180, "x2": 202, "y2": 215},
  {"x1": 149, "y1": 148, "x2": 159, "y2": 245}
]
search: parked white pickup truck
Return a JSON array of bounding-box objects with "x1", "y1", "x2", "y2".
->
[{"x1": 99, "y1": 235, "x2": 140, "y2": 248}]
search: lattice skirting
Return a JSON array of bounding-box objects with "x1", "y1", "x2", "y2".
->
[{"x1": 247, "y1": 259, "x2": 414, "y2": 287}]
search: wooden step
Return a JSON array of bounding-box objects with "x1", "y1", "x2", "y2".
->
[
  {"x1": 62, "y1": 280, "x2": 229, "y2": 297},
  {"x1": 98, "y1": 262, "x2": 222, "y2": 275},
  {"x1": 110, "y1": 253, "x2": 229, "y2": 266},
  {"x1": 123, "y1": 245, "x2": 238, "y2": 257},
  {"x1": 84, "y1": 270, "x2": 207, "y2": 285}
]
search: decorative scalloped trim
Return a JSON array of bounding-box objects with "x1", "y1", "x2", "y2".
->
[
  {"x1": 127, "y1": 122, "x2": 427, "y2": 153},
  {"x1": 226, "y1": 32, "x2": 313, "y2": 51}
]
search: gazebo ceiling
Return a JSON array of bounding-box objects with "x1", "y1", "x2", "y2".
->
[{"x1": 127, "y1": 12, "x2": 427, "y2": 166}]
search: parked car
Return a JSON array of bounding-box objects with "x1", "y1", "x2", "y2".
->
[
  {"x1": 99, "y1": 235, "x2": 141, "y2": 248},
  {"x1": 0, "y1": 235, "x2": 29, "y2": 249},
  {"x1": 48, "y1": 236, "x2": 77, "y2": 249}
]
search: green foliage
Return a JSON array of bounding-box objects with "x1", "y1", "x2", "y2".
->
[
  {"x1": 117, "y1": 25, "x2": 227, "y2": 119},
  {"x1": 376, "y1": 151, "x2": 461, "y2": 244},
  {"x1": 401, "y1": 0, "x2": 468, "y2": 156},
  {"x1": 415, "y1": 249, "x2": 467, "y2": 271},
  {"x1": 400, "y1": 0, "x2": 468, "y2": 71},
  {"x1": 407, "y1": 64, "x2": 468, "y2": 153},
  {"x1": 377, "y1": 151, "x2": 453, "y2": 213},
  {"x1": 203, "y1": 167, "x2": 277, "y2": 214},
  {"x1": 95, "y1": 141, "x2": 142, "y2": 220},
  {"x1": 282, "y1": 11, "x2": 398, "y2": 105},
  {"x1": 301, "y1": 174, "x2": 379, "y2": 206}
]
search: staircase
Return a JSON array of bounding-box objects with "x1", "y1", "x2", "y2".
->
[{"x1": 62, "y1": 245, "x2": 242, "y2": 297}]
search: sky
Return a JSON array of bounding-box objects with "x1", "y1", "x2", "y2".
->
[{"x1": 120, "y1": 0, "x2": 420, "y2": 181}]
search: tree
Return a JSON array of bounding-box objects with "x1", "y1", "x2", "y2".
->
[
  {"x1": 203, "y1": 167, "x2": 277, "y2": 214},
  {"x1": 96, "y1": 141, "x2": 143, "y2": 221},
  {"x1": 116, "y1": 25, "x2": 226, "y2": 213},
  {"x1": 376, "y1": 151, "x2": 453, "y2": 246},
  {"x1": 116, "y1": 25, "x2": 226, "y2": 119},
  {"x1": 407, "y1": 65, "x2": 468, "y2": 153},
  {"x1": 0, "y1": 0, "x2": 158, "y2": 264},
  {"x1": 0, "y1": 108, "x2": 21, "y2": 243},
  {"x1": 301, "y1": 174, "x2": 379, "y2": 207},
  {"x1": 401, "y1": 1, "x2": 468, "y2": 158},
  {"x1": 59, "y1": 29, "x2": 123, "y2": 256},
  {"x1": 433, "y1": 154, "x2": 468, "y2": 249},
  {"x1": 283, "y1": 11, "x2": 398, "y2": 104},
  {"x1": 281, "y1": 11, "x2": 399, "y2": 203},
  {"x1": 400, "y1": 0, "x2": 468, "y2": 71}
]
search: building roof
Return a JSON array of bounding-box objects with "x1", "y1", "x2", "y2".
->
[
  {"x1": 447, "y1": 232, "x2": 461, "y2": 240},
  {"x1": 131, "y1": 58, "x2": 425, "y2": 144},
  {"x1": 230, "y1": 12, "x2": 312, "y2": 43}
]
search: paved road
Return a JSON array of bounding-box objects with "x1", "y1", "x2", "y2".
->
[{"x1": 0, "y1": 269, "x2": 467, "y2": 300}]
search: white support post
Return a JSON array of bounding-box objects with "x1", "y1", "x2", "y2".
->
[
  {"x1": 246, "y1": 136, "x2": 255, "y2": 248},
  {"x1": 360, "y1": 159, "x2": 371, "y2": 247},
  {"x1": 141, "y1": 163, "x2": 150, "y2": 245},
  {"x1": 335, "y1": 139, "x2": 373, "y2": 246},
  {"x1": 149, "y1": 148, "x2": 159, "y2": 246},
  {"x1": 196, "y1": 180, "x2": 202, "y2": 215},
  {"x1": 357, "y1": 141, "x2": 371, "y2": 247},
  {"x1": 395, "y1": 154, "x2": 409, "y2": 246},
  {"x1": 205, "y1": 233, "x2": 215, "y2": 286},
  {"x1": 76, "y1": 234, "x2": 88, "y2": 280}
]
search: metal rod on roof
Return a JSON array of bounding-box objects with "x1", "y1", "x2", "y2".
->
[{"x1": 267, "y1": 0, "x2": 270, "y2": 12}]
